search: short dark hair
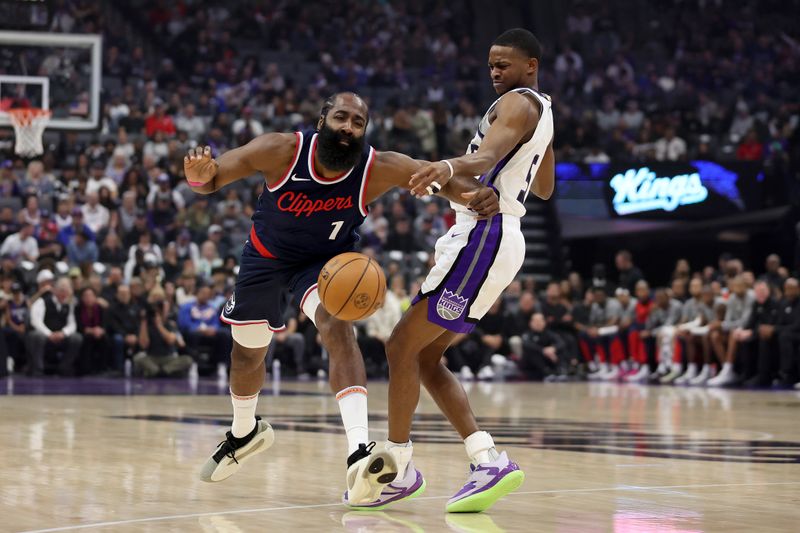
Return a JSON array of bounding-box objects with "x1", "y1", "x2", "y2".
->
[
  {"x1": 319, "y1": 92, "x2": 368, "y2": 124},
  {"x1": 492, "y1": 28, "x2": 542, "y2": 61}
]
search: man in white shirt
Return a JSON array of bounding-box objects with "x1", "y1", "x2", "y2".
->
[
  {"x1": 0, "y1": 222, "x2": 39, "y2": 261},
  {"x1": 86, "y1": 161, "x2": 119, "y2": 198},
  {"x1": 26, "y1": 277, "x2": 83, "y2": 376},
  {"x1": 81, "y1": 192, "x2": 110, "y2": 234},
  {"x1": 231, "y1": 106, "x2": 264, "y2": 139},
  {"x1": 175, "y1": 104, "x2": 207, "y2": 141},
  {"x1": 654, "y1": 128, "x2": 688, "y2": 161}
]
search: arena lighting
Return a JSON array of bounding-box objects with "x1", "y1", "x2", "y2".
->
[{"x1": 609, "y1": 166, "x2": 708, "y2": 215}]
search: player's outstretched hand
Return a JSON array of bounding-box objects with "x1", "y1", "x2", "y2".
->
[
  {"x1": 462, "y1": 187, "x2": 500, "y2": 219},
  {"x1": 184, "y1": 146, "x2": 219, "y2": 187},
  {"x1": 409, "y1": 161, "x2": 453, "y2": 197}
]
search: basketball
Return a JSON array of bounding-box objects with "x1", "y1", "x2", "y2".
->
[{"x1": 318, "y1": 252, "x2": 386, "y2": 321}]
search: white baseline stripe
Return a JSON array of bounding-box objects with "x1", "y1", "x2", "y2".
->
[{"x1": 19, "y1": 481, "x2": 800, "y2": 533}]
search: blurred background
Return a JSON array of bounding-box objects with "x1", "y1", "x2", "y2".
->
[{"x1": 0, "y1": 0, "x2": 798, "y2": 387}]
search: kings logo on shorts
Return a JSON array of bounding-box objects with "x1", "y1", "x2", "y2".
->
[
  {"x1": 225, "y1": 292, "x2": 236, "y2": 314},
  {"x1": 437, "y1": 289, "x2": 468, "y2": 320}
]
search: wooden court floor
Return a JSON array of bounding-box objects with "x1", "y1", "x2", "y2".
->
[{"x1": 1, "y1": 377, "x2": 799, "y2": 532}]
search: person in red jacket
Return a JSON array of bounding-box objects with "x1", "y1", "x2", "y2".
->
[
  {"x1": 145, "y1": 100, "x2": 176, "y2": 138},
  {"x1": 736, "y1": 130, "x2": 763, "y2": 161}
]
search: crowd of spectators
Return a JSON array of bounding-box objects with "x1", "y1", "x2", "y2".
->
[{"x1": 0, "y1": 0, "x2": 798, "y2": 381}]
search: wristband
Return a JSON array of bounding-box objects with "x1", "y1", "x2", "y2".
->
[
  {"x1": 442, "y1": 159, "x2": 454, "y2": 180},
  {"x1": 187, "y1": 180, "x2": 205, "y2": 187}
]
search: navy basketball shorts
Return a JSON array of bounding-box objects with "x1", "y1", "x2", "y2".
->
[{"x1": 220, "y1": 242, "x2": 329, "y2": 331}]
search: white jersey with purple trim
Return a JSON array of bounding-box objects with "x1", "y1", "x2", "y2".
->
[{"x1": 453, "y1": 87, "x2": 554, "y2": 218}]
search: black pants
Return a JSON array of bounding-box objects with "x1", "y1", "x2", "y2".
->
[
  {"x1": 79, "y1": 335, "x2": 112, "y2": 375},
  {"x1": 26, "y1": 331, "x2": 83, "y2": 376},
  {"x1": 186, "y1": 329, "x2": 233, "y2": 374},
  {"x1": 267, "y1": 332, "x2": 307, "y2": 376},
  {"x1": 778, "y1": 330, "x2": 800, "y2": 382},
  {"x1": 518, "y1": 346, "x2": 558, "y2": 380},
  {"x1": 444, "y1": 334, "x2": 491, "y2": 374},
  {"x1": 358, "y1": 336, "x2": 388, "y2": 379}
]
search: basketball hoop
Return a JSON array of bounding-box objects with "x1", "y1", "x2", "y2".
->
[{"x1": 7, "y1": 108, "x2": 51, "y2": 158}]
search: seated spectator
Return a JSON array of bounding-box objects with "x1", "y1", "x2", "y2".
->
[
  {"x1": 615, "y1": 250, "x2": 643, "y2": 292},
  {"x1": 0, "y1": 221, "x2": 38, "y2": 261},
  {"x1": 643, "y1": 288, "x2": 683, "y2": 380},
  {"x1": 506, "y1": 291, "x2": 540, "y2": 337},
  {"x1": 145, "y1": 99, "x2": 176, "y2": 138},
  {"x1": 75, "y1": 287, "x2": 110, "y2": 375},
  {"x1": 26, "y1": 277, "x2": 82, "y2": 376},
  {"x1": 654, "y1": 127, "x2": 687, "y2": 161},
  {"x1": 774, "y1": 278, "x2": 800, "y2": 387},
  {"x1": 267, "y1": 307, "x2": 307, "y2": 379},
  {"x1": 177, "y1": 284, "x2": 231, "y2": 376},
  {"x1": 735, "y1": 281, "x2": 780, "y2": 387},
  {"x1": 359, "y1": 288, "x2": 402, "y2": 378},
  {"x1": 540, "y1": 281, "x2": 579, "y2": 366},
  {"x1": 106, "y1": 284, "x2": 142, "y2": 373},
  {"x1": 66, "y1": 228, "x2": 99, "y2": 268},
  {"x1": 624, "y1": 280, "x2": 654, "y2": 382},
  {"x1": 99, "y1": 232, "x2": 127, "y2": 266},
  {"x1": 174, "y1": 104, "x2": 207, "y2": 141},
  {"x1": 81, "y1": 192, "x2": 111, "y2": 234},
  {"x1": 584, "y1": 286, "x2": 623, "y2": 380},
  {"x1": 518, "y1": 313, "x2": 566, "y2": 381},
  {"x1": 385, "y1": 217, "x2": 416, "y2": 253},
  {"x1": 135, "y1": 289, "x2": 193, "y2": 378},
  {"x1": 708, "y1": 276, "x2": 754, "y2": 386},
  {"x1": 86, "y1": 161, "x2": 119, "y2": 199},
  {"x1": 475, "y1": 298, "x2": 511, "y2": 380},
  {"x1": 3, "y1": 282, "x2": 28, "y2": 373},
  {"x1": 676, "y1": 284, "x2": 718, "y2": 386},
  {"x1": 58, "y1": 208, "x2": 95, "y2": 247},
  {"x1": 760, "y1": 254, "x2": 786, "y2": 290}
]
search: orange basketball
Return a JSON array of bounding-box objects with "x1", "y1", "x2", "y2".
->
[{"x1": 318, "y1": 252, "x2": 386, "y2": 321}]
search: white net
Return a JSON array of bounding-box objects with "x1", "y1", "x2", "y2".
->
[{"x1": 8, "y1": 108, "x2": 51, "y2": 158}]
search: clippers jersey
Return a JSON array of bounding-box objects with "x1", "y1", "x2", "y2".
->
[
  {"x1": 454, "y1": 87, "x2": 554, "y2": 218},
  {"x1": 248, "y1": 130, "x2": 376, "y2": 263}
]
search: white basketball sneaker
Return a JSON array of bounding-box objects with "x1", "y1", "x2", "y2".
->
[
  {"x1": 345, "y1": 442, "x2": 398, "y2": 505},
  {"x1": 199, "y1": 416, "x2": 275, "y2": 482}
]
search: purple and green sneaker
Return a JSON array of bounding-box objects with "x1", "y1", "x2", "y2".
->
[
  {"x1": 343, "y1": 461, "x2": 426, "y2": 511},
  {"x1": 446, "y1": 451, "x2": 524, "y2": 513}
]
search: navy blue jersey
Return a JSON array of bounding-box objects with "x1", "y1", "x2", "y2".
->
[{"x1": 248, "y1": 130, "x2": 376, "y2": 263}]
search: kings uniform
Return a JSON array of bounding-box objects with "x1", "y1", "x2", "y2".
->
[
  {"x1": 221, "y1": 130, "x2": 376, "y2": 330},
  {"x1": 413, "y1": 88, "x2": 554, "y2": 333}
]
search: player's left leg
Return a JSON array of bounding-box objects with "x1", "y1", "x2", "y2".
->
[
  {"x1": 294, "y1": 267, "x2": 397, "y2": 505},
  {"x1": 415, "y1": 324, "x2": 525, "y2": 513}
]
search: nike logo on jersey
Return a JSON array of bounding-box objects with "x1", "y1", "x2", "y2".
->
[
  {"x1": 290, "y1": 174, "x2": 311, "y2": 182},
  {"x1": 451, "y1": 232, "x2": 462, "y2": 238}
]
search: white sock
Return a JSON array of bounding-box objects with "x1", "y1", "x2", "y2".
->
[
  {"x1": 337, "y1": 386, "x2": 369, "y2": 455},
  {"x1": 686, "y1": 363, "x2": 697, "y2": 375},
  {"x1": 721, "y1": 362, "x2": 732, "y2": 374},
  {"x1": 386, "y1": 440, "x2": 413, "y2": 480},
  {"x1": 230, "y1": 390, "x2": 258, "y2": 438},
  {"x1": 464, "y1": 430, "x2": 499, "y2": 465}
]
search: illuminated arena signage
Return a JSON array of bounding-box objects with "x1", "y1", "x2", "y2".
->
[{"x1": 609, "y1": 167, "x2": 709, "y2": 215}]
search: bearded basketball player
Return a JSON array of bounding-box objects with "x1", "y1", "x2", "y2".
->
[
  {"x1": 183, "y1": 92, "x2": 499, "y2": 505},
  {"x1": 348, "y1": 29, "x2": 555, "y2": 512}
]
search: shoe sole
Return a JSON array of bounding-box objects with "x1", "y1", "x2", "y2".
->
[
  {"x1": 446, "y1": 470, "x2": 525, "y2": 513},
  {"x1": 345, "y1": 478, "x2": 427, "y2": 511},
  {"x1": 347, "y1": 451, "x2": 399, "y2": 505},
  {"x1": 199, "y1": 422, "x2": 275, "y2": 482}
]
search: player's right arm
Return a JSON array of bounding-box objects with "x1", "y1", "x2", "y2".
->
[
  {"x1": 184, "y1": 132, "x2": 298, "y2": 194},
  {"x1": 408, "y1": 91, "x2": 539, "y2": 196}
]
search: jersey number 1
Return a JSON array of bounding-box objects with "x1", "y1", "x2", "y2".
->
[{"x1": 329, "y1": 220, "x2": 344, "y2": 240}]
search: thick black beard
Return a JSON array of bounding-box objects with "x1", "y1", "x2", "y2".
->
[{"x1": 316, "y1": 122, "x2": 365, "y2": 172}]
